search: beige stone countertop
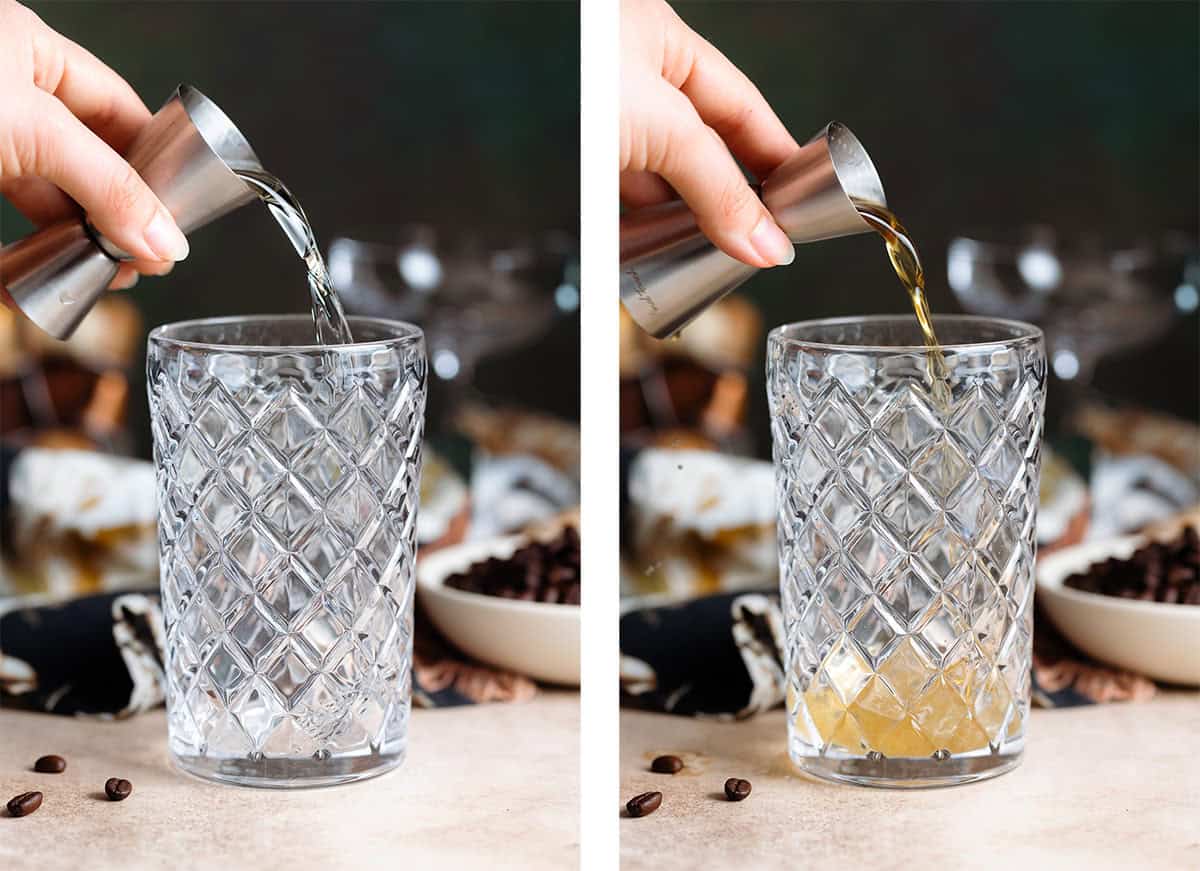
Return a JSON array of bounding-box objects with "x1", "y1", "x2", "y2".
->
[
  {"x1": 621, "y1": 692, "x2": 1200, "y2": 870},
  {"x1": 1, "y1": 690, "x2": 578, "y2": 870}
]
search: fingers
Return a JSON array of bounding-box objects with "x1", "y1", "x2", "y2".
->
[
  {"x1": 21, "y1": 89, "x2": 188, "y2": 264},
  {"x1": 643, "y1": 83, "x2": 793, "y2": 268},
  {"x1": 2, "y1": 177, "x2": 174, "y2": 286},
  {"x1": 108, "y1": 264, "x2": 139, "y2": 290},
  {"x1": 107, "y1": 260, "x2": 171, "y2": 289},
  {"x1": 665, "y1": 29, "x2": 799, "y2": 178},
  {"x1": 136, "y1": 258, "x2": 174, "y2": 278},
  {"x1": 32, "y1": 27, "x2": 153, "y2": 154},
  {"x1": 620, "y1": 170, "x2": 676, "y2": 208}
]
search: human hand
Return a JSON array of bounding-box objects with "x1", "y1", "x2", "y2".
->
[
  {"x1": 0, "y1": 0, "x2": 189, "y2": 292},
  {"x1": 621, "y1": 0, "x2": 799, "y2": 268}
]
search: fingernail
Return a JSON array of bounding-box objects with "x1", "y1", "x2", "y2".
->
[
  {"x1": 111, "y1": 272, "x2": 139, "y2": 290},
  {"x1": 750, "y1": 215, "x2": 795, "y2": 266},
  {"x1": 143, "y1": 208, "x2": 189, "y2": 262}
]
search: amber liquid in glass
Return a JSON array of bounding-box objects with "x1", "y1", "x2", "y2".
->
[{"x1": 793, "y1": 643, "x2": 1021, "y2": 760}]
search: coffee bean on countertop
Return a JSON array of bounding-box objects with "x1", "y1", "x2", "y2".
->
[
  {"x1": 625, "y1": 791, "x2": 662, "y2": 817},
  {"x1": 34, "y1": 755, "x2": 66, "y2": 773},
  {"x1": 7, "y1": 792, "x2": 43, "y2": 817},
  {"x1": 104, "y1": 778, "x2": 133, "y2": 801},
  {"x1": 724, "y1": 778, "x2": 752, "y2": 801},
  {"x1": 650, "y1": 755, "x2": 684, "y2": 774}
]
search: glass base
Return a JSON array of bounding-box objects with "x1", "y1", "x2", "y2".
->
[
  {"x1": 792, "y1": 746, "x2": 1022, "y2": 789},
  {"x1": 171, "y1": 749, "x2": 406, "y2": 789}
]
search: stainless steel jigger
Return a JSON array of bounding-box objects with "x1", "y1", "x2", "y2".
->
[
  {"x1": 620, "y1": 121, "x2": 886, "y2": 338},
  {"x1": 0, "y1": 85, "x2": 262, "y2": 339}
]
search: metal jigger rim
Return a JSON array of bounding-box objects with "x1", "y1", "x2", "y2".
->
[
  {"x1": 175, "y1": 83, "x2": 263, "y2": 173},
  {"x1": 822, "y1": 120, "x2": 887, "y2": 208}
]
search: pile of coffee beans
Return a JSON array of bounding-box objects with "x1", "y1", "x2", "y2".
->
[
  {"x1": 445, "y1": 526, "x2": 581, "y2": 605},
  {"x1": 1064, "y1": 525, "x2": 1200, "y2": 605},
  {"x1": 624, "y1": 754, "x2": 753, "y2": 818},
  {"x1": 6, "y1": 753, "x2": 132, "y2": 818}
]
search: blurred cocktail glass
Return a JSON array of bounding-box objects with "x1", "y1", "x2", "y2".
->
[
  {"x1": 947, "y1": 228, "x2": 1191, "y2": 387},
  {"x1": 327, "y1": 227, "x2": 578, "y2": 413}
]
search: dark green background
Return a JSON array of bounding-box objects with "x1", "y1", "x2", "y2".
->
[
  {"x1": 675, "y1": 0, "x2": 1199, "y2": 451},
  {"x1": 4, "y1": 0, "x2": 1198, "y2": 460},
  {"x1": 3, "y1": 0, "x2": 581, "y2": 457}
]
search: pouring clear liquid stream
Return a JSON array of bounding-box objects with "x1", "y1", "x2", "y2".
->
[{"x1": 234, "y1": 168, "x2": 355, "y2": 345}]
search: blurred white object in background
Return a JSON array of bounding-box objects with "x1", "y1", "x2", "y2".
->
[
  {"x1": 416, "y1": 452, "x2": 470, "y2": 551},
  {"x1": 1088, "y1": 453, "x2": 1200, "y2": 541},
  {"x1": 948, "y1": 229, "x2": 1187, "y2": 388},
  {"x1": 3, "y1": 449, "x2": 157, "y2": 596},
  {"x1": 469, "y1": 454, "x2": 579, "y2": 540},
  {"x1": 625, "y1": 449, "x2": 777, "y2": 598},
  {"x1": 1, "y1": 447, "x2": 477, "y2": 597}
]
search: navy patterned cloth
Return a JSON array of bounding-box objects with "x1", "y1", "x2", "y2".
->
[{"x1": 0, "y1": 591, "x2": 523, "y2": 716}]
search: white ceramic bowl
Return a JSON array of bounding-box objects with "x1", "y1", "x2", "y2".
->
[
  {"x1": 416, "y1": 535, "x2": 580, "y2": 686},
  {"x1": 1036, "y1": 535, "x2": 1200, "y2": 686}
]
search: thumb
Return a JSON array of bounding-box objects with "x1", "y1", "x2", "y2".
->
[{"x1": 19, "y1": 90, "x2": 189, "y2": 263}]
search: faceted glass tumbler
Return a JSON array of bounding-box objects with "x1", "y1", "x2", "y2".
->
[
  {"x1": 768, "y1": 316, "x2": 1045, "y2": 788},
  {"x1": 148, "y1": 316, "x2": 426, "y2": 788}
]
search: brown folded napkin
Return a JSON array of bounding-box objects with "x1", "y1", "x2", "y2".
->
[
  {"x1": 414, "y1": 606, "x2": 538, "y2": 706},
  {"x1": 1032, "y1": 602, "x2": 1157, "y2": 706}
]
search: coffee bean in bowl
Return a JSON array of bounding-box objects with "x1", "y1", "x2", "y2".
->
[
  {"x1": 1037, "y1": 531, "x2": 1200, "y2": 686},
  {"x1": 417, "y1": 532, "x2": 582, "y2": 685},
  {"x1": 445, "y1": 526, "x2": 581, "y2": 605},
  {"x1": 1063, "y1": 525, "x2": 1199, "y2": 605}
]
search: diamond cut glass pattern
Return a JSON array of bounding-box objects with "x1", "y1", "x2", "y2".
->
[
  {"x1": 148, "y1": 316, "x2": 426, "y2": 788},
  {"x1": 768, "y1": 316, "x2": 1045, "y2": 787}
]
